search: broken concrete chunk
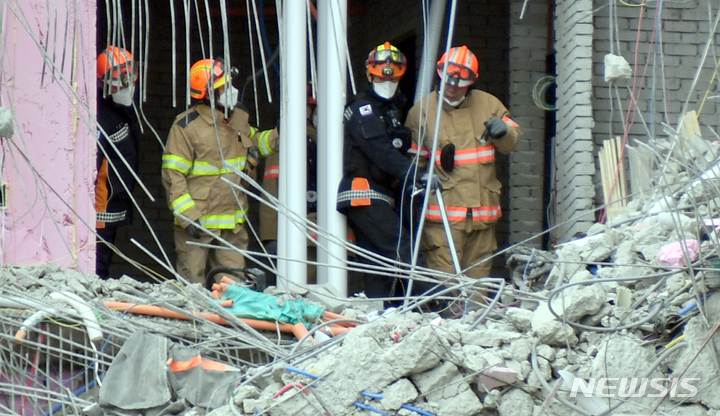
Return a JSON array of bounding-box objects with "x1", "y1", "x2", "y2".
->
[
  {"x1": 505, "y1": 308, "x2": 533, "y2": 332},
  {"x1": 550, "y1": 279, "x2": 607, "y2": 322},
  {"x1": 536, "y1": 344, "x2": 556, "y2": 362},
  {"x1": 410, "y1": 362, "x2": 483, "y2": 416},
  {"x1": 384, "y1": 325, "x2": 443, "y2": 377},
  {"x1": 531, "y1": 303, "x2": 578, "y2": 346},
  {"x1": 483, "y1": 389, "x2": 502, "y2": 409},
  {"x1": 497, "y1": 388, "x2": 534, "y2": 416},
  {"x1": 379, "y1": 378, "x2": 417, "y2": 411}
]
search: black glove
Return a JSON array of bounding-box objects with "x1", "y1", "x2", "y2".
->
[
  {"x1": 243, "y1": 146, "x2": 260, "y2": 186},
  {"x1": 440, "y1": 143, "x2": 455, "y2": 172},
  {"x1": 485, "y1": 117, "x2": 507, "y2": 139},
  {"x1": 419, "y1": 173, "x2": 443, "y2": 191},
  {"x1": 186, "y1": 220, "x2": 203, "y2": 239}
]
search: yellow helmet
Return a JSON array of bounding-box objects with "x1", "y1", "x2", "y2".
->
[{"x1": 366, "y1": 42, "x2": 407, "y2": 78}]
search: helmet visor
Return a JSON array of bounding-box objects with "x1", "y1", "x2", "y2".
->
[
  {"x1": 372, "y1": 49, "x2": 406, "y2": 66},
  {"x1": 437, "y1": 62, "x2": 477, "y2": 87},
  {"x1": 368, "y1": 49, "x2": 407, "y2": 77},
  {"x1": 102, "y1": 61, "x2": 138, "y2": 92}
]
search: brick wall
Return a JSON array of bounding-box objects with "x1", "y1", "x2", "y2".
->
[
  {"x1": 553, "y1": 0, "x2": 597, "y2": 242},
  {"x1": 508, "y1": 0, "x2": 552, "y2": 247},
  {"x1": 591, "y1": 0, "x2": 720, "y2": 207}
]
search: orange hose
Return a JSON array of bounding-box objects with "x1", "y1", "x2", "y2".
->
[
  {"x1": 104, "y1": 301, "x2": 298, "y2": 334},
  {"x1": 323, "y1": 311, "x2": 360, "y2": 327}
]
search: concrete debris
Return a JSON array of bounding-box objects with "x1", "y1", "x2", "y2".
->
[
  {"x1": 604, "y1": 53, "x2": 632, "y2": 82},
  {"x1": 8, "y1": 125, "x2": 720, "y2": 415}
]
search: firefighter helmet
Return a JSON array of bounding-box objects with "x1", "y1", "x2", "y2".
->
[
  {"x1": 97, "y1": 46, "x2": 137, "y2": 93},
  {"x1": 366, "y1": 42, "x2": 406, "y2": 78},
  {"x1": 189, "y1": 58, "x2": 231, "y2": 100},
  {"x1": 436, "y1": 45, "x2": 479, "y2": 87}
]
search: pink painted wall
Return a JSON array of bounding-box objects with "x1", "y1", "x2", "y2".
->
[{"x1": 1, "y1": 0, "x2": 96, "y2": 271}]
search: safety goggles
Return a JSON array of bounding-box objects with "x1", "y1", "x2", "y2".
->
[
  {"x1": 102, "y1": 62, "x2": 138, "y2": 93},
  {"x1": 371, "y1": 49, "x2": 406, "y2": 67},
  {"x1": 437, "y1": 62, "x2": 477, "y2": 87}
]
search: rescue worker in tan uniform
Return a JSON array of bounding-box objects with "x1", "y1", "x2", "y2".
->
[
  {"x1": 406, "y1": 46, "x2": 522, "y2": 278},
  {"x1": 162, "y1": 58, "x2": 278, "y2": 286}
]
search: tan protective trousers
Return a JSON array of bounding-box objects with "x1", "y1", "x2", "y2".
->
[
  {"x1": 422, "y1": 220, "x2": 497, "y2": 278},
  {"x1": 174, "y1": 225, "x2": 248, "y2": 286}
]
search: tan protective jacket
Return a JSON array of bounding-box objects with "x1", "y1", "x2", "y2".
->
[
  {"x1": 162, "y1": 105, "x2": 277, "y2": 231},
  {"x1": 406, "y1": 90, "x2": 522, "y2": 230}
]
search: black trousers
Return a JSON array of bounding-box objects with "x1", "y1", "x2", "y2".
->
[
  {"x1": 345, "y1": 203, "x2": 422, "y2": 302},
  {"x1": 96, "y1": 226, "x2": 117, "y2": 279}
]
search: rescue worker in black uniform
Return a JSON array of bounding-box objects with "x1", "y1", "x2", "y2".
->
[
  {"x1": 95, "y1": 46, "x2": 140, "y2": 279},
  {"x1": 337, "y1": 42, "x2": 440, "y2": 303}
]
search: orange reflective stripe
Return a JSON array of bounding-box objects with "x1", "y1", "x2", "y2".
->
[
  {"x1": 264, "y1": 165, "x2": 279, "y2": 180},
  {"x1": 426, "y1": 205, "x2": 467, "y2": 221},
  {"x1": 471, "y1": 205, "x2": 502, "y2": 221},
  {"x1": 168, "y1": 355, "x2": 229, "y2": 373},
  {"x1": 425, "y1": 205, "x2": 501, "y2": 222},
  {"x1": 350, "y1": 178, "x2": 371, "y2": 207},
  {"x1": 95, "y1": 158, "x2": 109, "y2": 229},
  {"x1": 433, "y1": 145, "x2": 495, "y2": 165},
  {"x1": 408, "y1": 143, "x2": 429, "y2": 158},
  {"x1": 503, "y1": 116, "x2": 519, "y2": 128}
]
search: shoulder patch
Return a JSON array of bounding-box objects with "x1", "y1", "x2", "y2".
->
[
  {"x1": 359, "y1": 104, "x2": 373, "y2": 116},
  {"x1": 177, "y1": 110, "x2": 200, "y2": 128},
  {"x1": 344, "y1": 107, "x2": 353, "y2": 121}
]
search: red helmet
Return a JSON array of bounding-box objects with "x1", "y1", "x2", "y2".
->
[
  {"x1": 189, "y1": 59, "x2": 231, "y2": 100},
  {"x1": 366, "y1": 42, "x2": 406, "y2": 78},
  {"x1": 437, "y1": 46, "x2": 479, "y2": 87},
  {"x1": 97, "y1": 46, "x2": 137, "y2": 93}
]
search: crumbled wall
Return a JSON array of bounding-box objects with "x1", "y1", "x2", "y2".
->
[{"x1": 1, "y1": 0, "x2": 96, "y2": 270}]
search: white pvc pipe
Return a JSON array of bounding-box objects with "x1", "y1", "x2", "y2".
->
[
  {"x1": 49, "y1": 292, "x2": 103, "y2": 343},
  {"x1": 316, "y1": 0, "x2": 348, "y2": 296},
  {"x1": 277, "y1": 0, "x2": 308, "y2": 289},
  {"x1": 414, "y1": 0, "x2": 447, "y2": 104}
]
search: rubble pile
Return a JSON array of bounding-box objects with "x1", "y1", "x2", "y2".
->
[{"x1": 4, "y1": 134, "x2": 720, "y2": 415}]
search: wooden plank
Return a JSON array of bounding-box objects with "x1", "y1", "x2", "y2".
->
[{"x1": 615, "y1": 136, "x2": 628, "y2": 207}]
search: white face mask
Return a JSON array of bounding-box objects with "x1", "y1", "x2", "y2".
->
[
  {"x1": 218, "y1": 86, "x2": 239, "y2": 109},
  {"x1": 443, "y1": 94, "x2": 466, "y2": 107},
  {"x1": 372, "y1": 81, "x2": 399, "y2": 100},
  {"x1": 111, "y1": 85, "x2": 135, "y2": 107}
]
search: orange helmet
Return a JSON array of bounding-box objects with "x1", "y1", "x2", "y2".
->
[
  {"x1": 437, "y1": 45, "x2": 479, "y2": 87},
  {"x1": 366, "y1": 42, "x2": 406, "y2": 78},
  {"x1": 97, "y1": 46, "x2": 137, "y2": 92},
  {"x1": 189, "y1": 59, "x2": 231, "y2": 100}
]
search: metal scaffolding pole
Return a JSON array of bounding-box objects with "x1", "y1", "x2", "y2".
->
[
  {"x1": 316, "y1": 0, "x2": 348, "y2": 296},
  {"x1": 277, "y1": 0, "x2": 308, "y2": 289}
]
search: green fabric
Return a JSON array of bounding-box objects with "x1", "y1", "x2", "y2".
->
[{"x1": 216, "y1": 285, "x2": 325, "y2": 328}]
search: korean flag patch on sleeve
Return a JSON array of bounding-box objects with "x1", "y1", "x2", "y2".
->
[{"x1": 359, "y1": 104, "x2": 373, "y2": 116}]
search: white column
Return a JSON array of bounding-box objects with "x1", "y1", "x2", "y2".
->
[
  {"x1": 316, "y1": 0, "x2": 348, "y2": 296},
  {"x1": 277, "y1": 0, "x2": 307, "y2": 289}
]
